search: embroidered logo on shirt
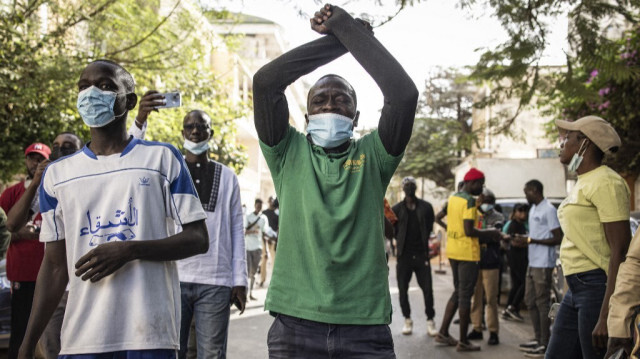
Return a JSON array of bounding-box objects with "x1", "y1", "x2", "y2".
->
[
  {"x1": 80, "y1": 197, "x2": 139, "y2": 246},
  {"x1": 139, "y1": 177, "x2": 151, "y2": 186},
  {"x1": 343, "y1": 154, "x2": 366, "y2": 173}
]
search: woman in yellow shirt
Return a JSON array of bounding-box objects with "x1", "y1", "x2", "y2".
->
[{"x1": 546, "y1": 116, "x2": 631, "y2": 359}]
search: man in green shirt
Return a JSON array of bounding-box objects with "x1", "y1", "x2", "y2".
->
[{"x1": 253, "y1": 4, "x2": 418, "y2": 358}]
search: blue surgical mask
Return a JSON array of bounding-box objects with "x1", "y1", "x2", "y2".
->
[
  {"x1": 480, "y1": 204, "x2": 494, "y2": 213},
  {"x1": 307, "y1": 113, "x2": 354, "y2": 148},
  {"x1": 77, "y1": 86, "x2": 128, "y2": 128},
  {"x1": 184, "y1": 138, "x2": 210, "y2": 155},
  {"x1": 568, "y1": 139, "x2": 588, "y2": 173}
]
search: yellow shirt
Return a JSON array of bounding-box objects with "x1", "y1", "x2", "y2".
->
[
  {"x1": 446, "y1": 192, "x2": 479, "y2": 261},
  {"x1": 558, "y1": 165, "x2": 630, "y2": 276}
]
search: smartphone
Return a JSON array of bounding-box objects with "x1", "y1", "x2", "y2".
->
[
  {"x1": 156, "y1": 92, "x2": 181, "y2": 109},
  {"x1": 548, "y1": 302, "x2": 560, "y2": 319}
]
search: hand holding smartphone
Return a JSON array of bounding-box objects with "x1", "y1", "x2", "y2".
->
[{"x1": 156, "y1": 92, "x2": 181, "y2": 109}]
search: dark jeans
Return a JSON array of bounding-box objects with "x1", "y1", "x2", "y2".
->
[
  {"x1": 179, "y1": 283, "x2": 232, "y2": 359},
  {"x1": 546, "y1": 269, "x2": 607, "y2": 359},
  {"x1": 267, "y1": 314, "x2": 395, "y2": 359},
  {"x1": 507, "y1": 248, "x2": 528, "y2": 309},
  {"x1": 396, "y1": 252, "x2": 435, "y2": 320},
  {"x1": 525, "y1": 267, "x2": 553, "y2": 346},
  {"x1": 8, "y1": 281, "x2": 35, "y2": 359},
  {"x1": 448, "y1": 259, "x2": 478, "y2": 310}
]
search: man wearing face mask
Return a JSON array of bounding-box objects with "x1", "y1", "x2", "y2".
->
[
  {"x1": 5, "y1": 133, "x2": 80, "y2": 359},
  {"x1": 468, "y1": 189, "x2": 504, "y2": 346},
  {"x1": 7, "y1": 128, "x2": 145, "y2": 359},
  {"x1": 18, "y1": 59, "x2": 209, "y2": 359},
  {"x1": 392, "y1": 176, "x2": 437, "y2": 337},
  {"x1": 253, "y1": 4, "x2": 418, "y2": 357},
  {"x1": 0, "y1": 143, "x2": 50, "y2": 359},
  {"x1": 435, "y1": 168, "x2": 503, "y2": 352},
  {"x1": 545, "y1": 116, "x2": 630, "y2": 359},
  {"x1": 176, "y1": 109, "x2": 248, "y2": 359}
]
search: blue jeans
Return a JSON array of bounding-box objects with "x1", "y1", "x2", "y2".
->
[
  {"x1": 546, "y1": 269, "x2": 607, "y2": 359},
  {"x1": 59, "y1": 350, "x2": 175, "y2": 359},
  {"x1": 179, "y1": 283, "x2": 232, "y2": 359},
  {"x1": 267, "y1": 314, "x2": 395, "y2": 358}
]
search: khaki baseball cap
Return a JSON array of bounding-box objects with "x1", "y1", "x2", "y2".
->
[{"x1": 555, "y1": 116, "x2": 621, "y2": 155}]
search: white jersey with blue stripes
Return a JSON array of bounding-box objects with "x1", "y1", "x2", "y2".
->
[{"x1": 39, "y1": 137, "x2": 206, "y2": 355}]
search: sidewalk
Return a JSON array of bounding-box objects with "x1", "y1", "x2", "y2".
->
[{"x1": 228, "y1": 255, "x2": 536, "y2": 358}]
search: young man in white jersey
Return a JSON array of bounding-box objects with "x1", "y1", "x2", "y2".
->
[{"x1": 18, "y1": 59, "x2": 209, "y2": 359}]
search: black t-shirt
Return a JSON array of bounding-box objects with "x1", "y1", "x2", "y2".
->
[
  {"x1": 404, "y1": 209, "x2": 425, "y2": 254},
  {"x1": 263, "y1": 208, "x2": 279, "y2": 232},
  {"x1": 506, "y1": 220, "x2": 527, "y2": 236},
  {"x1": 506, "y1": 219, "x2": 528, "y2": 254}
]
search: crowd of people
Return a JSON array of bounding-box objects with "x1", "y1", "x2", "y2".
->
[{"x1": 0, "y1": 3, "x2": 637, "y2": 359}]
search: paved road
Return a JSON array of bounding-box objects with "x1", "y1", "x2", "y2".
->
[
  {"x1": 0, "y1": 257, "x2": 535, "y2": 358},
  {"x1": 228, "y1": 256, "x2": 535, "y2": 358}
]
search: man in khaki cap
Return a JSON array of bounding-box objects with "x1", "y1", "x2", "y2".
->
[{"x1": 545, "y1": 115, "x2": 631, "y2": 359}]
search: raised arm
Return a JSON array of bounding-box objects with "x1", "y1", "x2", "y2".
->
[
  {"x1": 319, "y1": 5, "x2": 419, "y2": 155},
  {"x1": 253, "y1": 35, "x2": 348, "y2": 146},
  {"x1": 6, "y1": 160, "x2": 48, "y2": 232}
]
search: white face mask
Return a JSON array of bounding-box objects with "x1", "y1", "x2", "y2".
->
[
  {"x1": 183, "y1": 138, "x2": 210, "y2": 155},
  {"x1": 480, "y1": 204, "x2": 494, "y2": 213},
  {"x1": 306, "y1": 113, "x2": 354, "y2": 148},
  {"x1": 568, "y1": 139, "x2": 588, "y2": 174}
]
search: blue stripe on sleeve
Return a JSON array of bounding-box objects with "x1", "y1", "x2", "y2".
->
[
  {"x1": 39, "y1": 171, "x2": 58, "y2": 213},
  {"x1": 170, "y1": 155, "x2": 198, "y2": 197},
  {"x1": 125, "y1": 139, "x2": 198, "y2": 197}
]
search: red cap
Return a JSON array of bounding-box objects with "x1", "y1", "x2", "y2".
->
[
  {"x1": 463, "y1": 167, "x2": 485, "y2": 181},
  {"x1": 24, "y1": 143, "x2": 51, "y2": 159}
]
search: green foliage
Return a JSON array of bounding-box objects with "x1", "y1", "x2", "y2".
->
[
  {"x1": 396, "y1": 68, "x2": 477, "y2": 188},
  {"x1": 546, "y1": 24, "x2": 640, "y2": 174},
  {"x1": 463, "y1": 0, "x2": 640, "y2": 175},
  {"x1": 0, "y1": 0, "x2": 248, "y2": 181}
]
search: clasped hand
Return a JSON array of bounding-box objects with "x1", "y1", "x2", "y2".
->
[{"x1": 310, "y1": 4, "x2": 373, "y2": 35}]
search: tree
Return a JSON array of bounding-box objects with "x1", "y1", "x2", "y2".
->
[
  {"x1": 0, "y1": 0, "x2": 248, "y2": 181},
  {"x1": 547, "y1": 24, "x2": 640, "y2": 195},
  {"x1": 462, "y1": 0, "x2": 640, "y2": 176},
  {"x1": 396, "y1": 68, "x2": 478, "y2": 189}
]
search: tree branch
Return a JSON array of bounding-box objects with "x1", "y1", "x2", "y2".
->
[
  {"x1": 35, "y1": 0, "x2": 118, "y2": 51},
  {"x1": 103, "y1": 0, "x2": 182, "y2": 57}
]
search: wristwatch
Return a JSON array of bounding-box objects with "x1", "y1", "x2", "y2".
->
[{"x1": 27, "y1": 224, "x2": 40, "y2": 234}]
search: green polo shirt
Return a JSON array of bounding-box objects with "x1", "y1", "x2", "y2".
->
[{"x1": 260, "y1": 125, "x2": 402, "y2": 325}]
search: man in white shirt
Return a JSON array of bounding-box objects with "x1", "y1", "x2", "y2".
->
[
  {"x1": 18, "y1": 59, "x2": 208, "y2": 359},
  {"x1": 244, "y1": 199, "x2": 269, "y2": 300},
  {"x1": 8, "y1": 122, "x2": 150, "y2": 359},
  {"x1": 518, "y1": 179, "x2": 563, "y2": 358},
  {"x1": 176, "y1": 109, "x2": 247, "y2": 359}
]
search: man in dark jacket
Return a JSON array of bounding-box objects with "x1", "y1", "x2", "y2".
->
[
  {"x1": 467, "y1": 189, "x2": 504, "y2": 345},
  {"x1": 393, "y1": 176, "x2": 437, "y2": 337}
]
